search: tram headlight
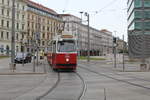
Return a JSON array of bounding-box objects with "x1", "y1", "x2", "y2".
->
[{"x1": 66, "y1": 58, "x2": 69, "y2": 62}]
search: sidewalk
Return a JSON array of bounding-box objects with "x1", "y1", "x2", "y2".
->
[
  {"x1": 0, "y1": 58, "x2": 46, "y2": 74},
  {"x1": 79, "y1": 60, "x2": 150, "y2": 82},
  {"x1": 0, "y1": 58, "x2": 58, "y2": 100}
]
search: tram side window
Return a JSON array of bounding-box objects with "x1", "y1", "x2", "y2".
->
[
  {"x1": 48, "y1": 46, "x2": 52, "y2": 52},
  {"x1": 48, "y1": 41, "x2": 53, "y2": 52}
]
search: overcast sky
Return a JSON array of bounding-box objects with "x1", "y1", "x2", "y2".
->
[{"x1": 32, "y1": 0, "x2": 128, "y2": 40}]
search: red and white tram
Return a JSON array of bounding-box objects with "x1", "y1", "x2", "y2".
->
[{"x1": 47, "y1": 35, "x2": 77, "y2": 71}]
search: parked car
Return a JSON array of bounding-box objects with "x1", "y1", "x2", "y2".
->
[{"x1": 15, "y1": 53, "x2": 32, "y2": 63}]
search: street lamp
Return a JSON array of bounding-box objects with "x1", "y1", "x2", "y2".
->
[
  {"x1": 84, "y1": 12, "x2": 90, "y2": 62},
  {"x1": 79, "y1": 11, "x2": 83, "y2": 23}
]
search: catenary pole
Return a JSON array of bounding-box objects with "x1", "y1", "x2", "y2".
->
[
  {"x1": 123, "y1": 35, "x2": 125, "y2": 71},
  {"x1": 85, "y1": 13, "x2": 90, "y2": 62},
  {"x1": 11, "y1": 0, "x2": 16, "y2": 69}
]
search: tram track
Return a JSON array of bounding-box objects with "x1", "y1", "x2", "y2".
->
[
  {"x1": 79, "y1": 65, "x2": 150, "y2": 90},
  {"x1": 75, "y1": 72, "x2": 87, "y2": 100},
  {"x1": 36, "y1": 71, "x2": 86, "y2": 100},
  {"x1": 36, "y1": 72, "x2": 60, "y2": 100}
]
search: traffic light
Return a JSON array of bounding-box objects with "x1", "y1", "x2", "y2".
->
[{"x1": 113, "y1": 37, "x2": 117, "y2": 43}]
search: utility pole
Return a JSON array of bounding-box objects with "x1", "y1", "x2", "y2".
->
[
  {"x1": 85, "y1": 12, "x2": 90, "y2": 62},
  {"x1": 113, "y1": 36, "x2": 117, "y2": 68},
  {"x1": 36, "y1": 16, "x2": 40, "y2": 66},
  {"x1": 79, "y1": 12, "x2": 83, "y2": 56},
  {"x1": 33, "y1": 37, "x2": 36, "y2": 72},
  {"x1": 11, "y1": 0, "x2": 16, "y2": 70},
  {"x1": 123, "y1": 35, "x2": 125, "y2": 71}
]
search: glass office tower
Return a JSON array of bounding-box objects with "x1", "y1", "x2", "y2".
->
[{"x1": 128, "y1": 0, "x2": 150, "y2": 34}]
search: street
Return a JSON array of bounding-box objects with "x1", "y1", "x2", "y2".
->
[
  {"x1": 0, "y1": 58, "x2": 150, "y2": 100},
  {"x1": 0, "y1": 0, "x2": 150, "y2": 99}
]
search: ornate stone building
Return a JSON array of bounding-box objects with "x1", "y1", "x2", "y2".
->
[
  {"x1": 25, "y1": 0, "x2": 62, "y2": 53},
  {"x1": 59, "y1": 14, "x2": 113, "y2": 56},
  {"x1": 0, "y1": 0, "x2": 27, "y2": 55}
]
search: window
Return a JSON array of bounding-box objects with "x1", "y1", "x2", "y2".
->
[
  {"x1": 43, "y1": 19, "x2": 45, "y2": 23},
  {"x1": 144, "y1": 0, "x2": 150, "y2": 7},
  {"x1": 32, "y1": 15, "x2": 34, "y2": 20},
  {"x1": 144, "y1": 22, "x2": 150, "y2": 30},
  {"x1": 22, "y1": 24, "x2": 25, "y2": 30},
  {"x1": 22, "y1": 15, "x2": 25, "y2": 20},
  {"x1": 28, "y1": 21, "x2": 30, "y2": 27},
  {"x1": 144, "y1": 11, "x2": 150, "y2": 18},
  {"x1": 7, "y1": 10, "x2": 9, "y2": 16},
  {"x1": 16, "y1": 33, "x2": 19, "y2": 40},
  {"x1": 35, "y1": 23, "x2": 38, "y2": 29},
  {"x1": 43, "y1": 33, "x2": 45, "y2": 38},
  {"x1": 2, "y1": 9, "x2": 4, "y2": 15},
  {"x1": 17, "y1": 14, "x2": 19, "y2": 19},
  {"x1": 135, "y1": 11, "x2": 142, "y2": 19},
  {"x1": 2, "y1": 0, "x2": 4, "y2": 4},
  {"x1": 57, "y1": 40, "x2": 76, "y2": 52},
  {"x1": 7, "y1": 21, "x2": 9, "y2": 28},
  {"x1": 17, "y1": 3, "x2": 19, "y2": 9},
  {"x1": 47, "y1": 27, "x2": 50, "y2": 31},
  {"x1": 1, "y1": 31, "x2": 4, "y2": 39},
  {"x1": 22, "y1": 6, "x2": 25, "y2": 10},
  {"x1": 43, "y1": 26, "x2": 45, "y2": 30},
  {"x1": 22, "y1": 34, "x2": 24, "y2": 39},
  {"x1": 47, "y1": 20, "x2": 50, "y2": 24},
  {"x1": 32, "y1": 22, "x2": 34, "y2": 28},
  {"x1": 135, "y1": 0, "x2": 142, "y2": 8},
  {"x1": 7, "y1": 0, "x2": 9, "y2": 6},
  {"x1": 6, "y1": 32, "x2": 9, "y2": 39},
  {"x1": 1, "y1": 45, "x2": 4, "y2": 53},
  {"x1": 17, "y1": 23, "x2": 19, "y2": 30},
  {"x1": 28, "y1": 14, "x2": 30, "y2": 19},
  {"x1": 42, "y1": 41, "x2": 45, "y2": 45},
  {"x1": 1, "y1": 20, "x2": 4, "y2": 27}
]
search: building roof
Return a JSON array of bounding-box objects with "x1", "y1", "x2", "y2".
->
[
  {"x1": 59, "y1": 14, "x2": 81, "y2": 20},
  {"x1": 100, "y1": 29, "x2": 111, "y2": 33},
  {"x1": 100, "y1": 29, "x2": 113, "y2": 36},
  {"x1": 26, "y1": 0, "x2": 57, "y2": 15}
]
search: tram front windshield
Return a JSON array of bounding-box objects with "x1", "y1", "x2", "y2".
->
[{"x1": 57, "y1": 40, "x2": 76, "y2": 52}]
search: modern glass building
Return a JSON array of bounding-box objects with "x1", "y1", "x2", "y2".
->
[
  {"x1": 128, "y1": 0, "x2": 150, "y2": 58},
  {"x1": 128, "y1": 0, "x2": 150, "y2": 34}
]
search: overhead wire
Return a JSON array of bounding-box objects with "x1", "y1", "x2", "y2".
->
[
  {"x1": 61, "y1": 0, "x2": 126, "y2": 15},
  {"x1": 95, "y1": 0, "x2": 119, "y2": 14},
  {"x1": 63, "y1": 0, "x2": 70, "y2": 13}
]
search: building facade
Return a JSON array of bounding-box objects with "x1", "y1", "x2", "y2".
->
[
  {"x1": 26, "y1": 0, "x2": 62, "y2": 53},
  {"x1": 116, "y1": 37, "x2": 127, "y2": 53},
  {"x1": 128, "y1": 0, "x2": 150, "y2": 34},
  {"x1": 99, "y1": 29, "x2": 113, "y2": 55},
  {"x1": 60, "y1": 14, "x2": 113, "y2": 56},
  {"x1": 0, "y1": 0, "x2": 27, "y2": 55},
  {"x1": 128, "y1": 0, "x2": 150, "y2": 58}
]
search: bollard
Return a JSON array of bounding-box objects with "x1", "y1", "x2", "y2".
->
[
  {"x1": 10, "y1": 63, "x2": 16, "y2": 71},
  {"x1": 140, "y1": 64, "x2": 147, "y2": 71}
]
